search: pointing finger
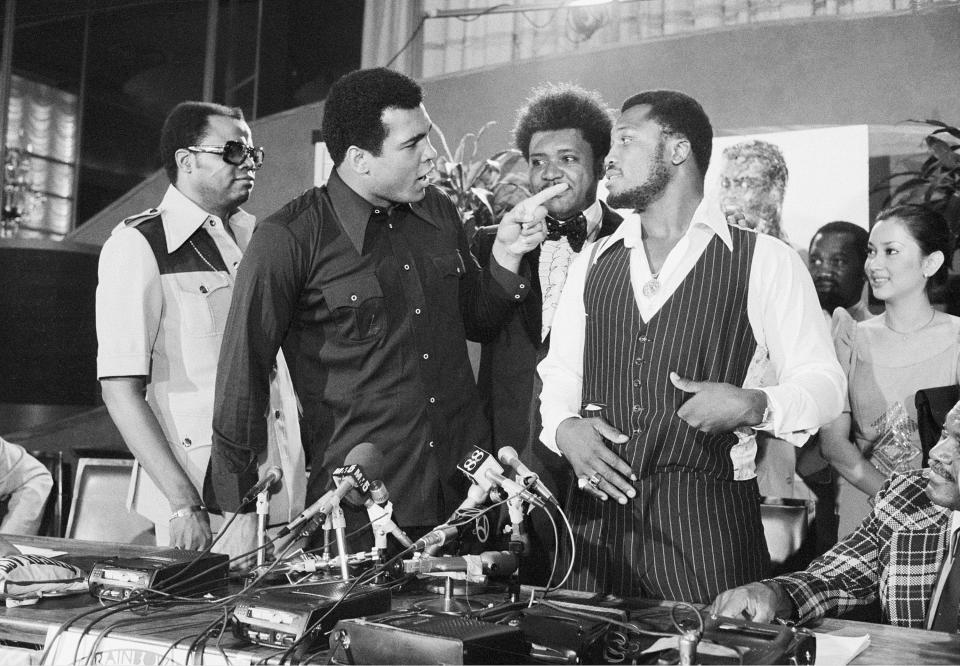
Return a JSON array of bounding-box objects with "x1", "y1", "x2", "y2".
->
[
  {"x1": 527, "y1": 182, "x2": 569, "y2": 207},
  {"x1": 513, "y1": 183, "x2": 570, "y2": 219}
]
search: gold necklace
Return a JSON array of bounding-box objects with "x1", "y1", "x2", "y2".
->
[{"x1": 883, "y1": 309, "x2": 936, "y2": 336}]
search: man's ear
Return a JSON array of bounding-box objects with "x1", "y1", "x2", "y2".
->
[
  {"x1": 670, "y1": 138, "x2": 691, "y2": 166},
  {"x1": 345, "y1": 146, "x2": 370, "y2": 175},
  {"x1": 175, "y1": 148, "x2": 194, "y2": 175}
]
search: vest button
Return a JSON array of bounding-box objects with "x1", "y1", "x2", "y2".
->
[
  {"x1": 632, "y1": 378, "x2": 642, "y2": 387},
  {"x1": 632, "y1": 404, "x2": 642, "y2": 413},
  {"x1": 638, "y1": 336, "x2": 648, "y2": 343},
  {"x1": 634, "y1": 358, "x2": 643, "y2": 365}
]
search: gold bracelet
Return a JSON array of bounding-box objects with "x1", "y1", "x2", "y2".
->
[{"x1": 169, "y1": 505, "x2": 206, "y2": 521}]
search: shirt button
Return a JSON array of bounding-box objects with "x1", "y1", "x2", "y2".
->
[
  {"x1": 404, "y1": 264, "x2": 410, "y2": 271},
  {"x1": 233, "y1": 261, "x2": 239, "y2": 268},
  {"x1": 514, "y1": 294, "x2": 521, "y2": 299},
  {"x1": 182, "y1": 438, "x2": 192, "y2": 447},
  {"x1": 422, "y1": 353, "x2": 429, "y2": 360},
  {"x1": 350, "y1": 294, "x2": 358, "y2": 302},
  {"x1": 209, "y1": 220, "x2": 216, "y2": 226},
  {"x1": 274, "y1": 410, "x2": 281, "y2": 419},
  {"x1": 428, "y1": 441, "x2": 435, "y2": 448},
  {"x1": 429, "y1": 397, "x2": 436, "y2": 404},
  {"x1": 415, "y1": 308, "x2": 422, "y2": 315},
  {"x1": 519, "y1": 283, "x2": 525, "y2": 289},
  {"x1": 388, "y1": 223, "x2": 394, "y2": 229},
  {"x1": 373, "y1": 209, "x2": 382, "y2": 215}
]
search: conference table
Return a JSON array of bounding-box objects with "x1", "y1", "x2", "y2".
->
[{"x1": 1, "y1": 534, "x2": 958, "y2": 665}]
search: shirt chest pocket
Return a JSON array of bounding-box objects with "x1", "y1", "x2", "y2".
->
[
  {"x1": 324, "y1": 273, "x2": 385, "y2": 343},
  {"x1": 171, "y1": 272, "x2": 232, "y2": 338},
  {"x1": 432, "y1": 251, "x2": 465, "y2": 280}
]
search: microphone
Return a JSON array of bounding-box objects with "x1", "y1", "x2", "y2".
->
[
  {"x1": 278, "y1": 442, "x2": 382, "y2": 537},
  {"x1": 412, "y1": 525, "x2": 460, "y2": 551},
  {"x1": 423, "y1": 482, "x2": 490, "y2": 556},
  {"x1": 242, "y1": 466, "x2": 283, "y2": 502},
  {"x1": 497, "y1": 446, "x2": 557, "y2": 504},
  {"x1": 457, "y1": 446, "x2": 544, "y2": 508},
  {"x1": 365, "y1": 480, "x2": 414, "y2": 549},
  {"x1": 403, "y1": 550, "x2": 518, "y2": 577}
]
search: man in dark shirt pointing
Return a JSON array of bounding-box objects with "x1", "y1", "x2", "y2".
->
[{"x1": 210, "y1": 67, "x2": 562, "y2": 542}]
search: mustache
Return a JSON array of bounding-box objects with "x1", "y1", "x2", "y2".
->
[{"x1": 928, "y1": 459, "x2": 956, "y2": 483}]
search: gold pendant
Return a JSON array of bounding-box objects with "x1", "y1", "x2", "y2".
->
[{"x1": 641, "y1": 278, "x2": 660, "y2": 298}]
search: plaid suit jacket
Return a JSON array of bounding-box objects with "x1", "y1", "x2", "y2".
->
[{"x1": 774, "y1": 471, "x2": 952, "y2": 628}]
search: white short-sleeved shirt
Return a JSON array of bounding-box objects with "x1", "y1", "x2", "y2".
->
[{"x1": 96, "y1": 185, "x2": 304, "y2": 524}]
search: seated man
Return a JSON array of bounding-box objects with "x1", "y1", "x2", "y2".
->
[
  {"x1": 0, "y1": 437, "x2": 53, "y2": 536},
  {"x1": 712, "y1": 399, "x2": 960, "y2": 631}
]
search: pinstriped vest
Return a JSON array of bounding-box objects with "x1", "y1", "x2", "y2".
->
[{"x1": 583, "y1": 226, "x2": 757, "y2": 481}]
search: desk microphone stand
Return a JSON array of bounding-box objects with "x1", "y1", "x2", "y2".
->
[
  {"x1": 256, "y1": 489, "x2": 270, "y2": 569},
  {"x1": 321, "y1": 499, "x2": 351, "y2": 581}
]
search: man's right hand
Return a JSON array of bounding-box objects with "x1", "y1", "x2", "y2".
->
[
  {"x1": 710, "y1": 581, "x2": 792, "y2": 623},
  {"x1": 556, "y1": 417, "x2": 635, "y2": 504},
  {"x1": 169, "y1": 510, "x2": 213, "y2": 551}
]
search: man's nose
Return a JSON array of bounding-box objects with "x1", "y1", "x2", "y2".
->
[
  {"x1": 423, "y1": 139, "x2": 438, "y2": 162},
  {"x1": 542, "y1": 161, "x2": 563, "y2": 181}
]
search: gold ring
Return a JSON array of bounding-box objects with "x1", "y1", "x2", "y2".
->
[
  {"x1": 589, "y1": 473, "x2": 602, "y2": 488},
  {"x1": 577, "y1": 476, "x2": 589, "y2": 490}
]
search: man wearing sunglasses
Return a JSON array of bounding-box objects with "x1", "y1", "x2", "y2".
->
[{"x1": 96, "y1": 102, "x2": 305, "y2": 561}]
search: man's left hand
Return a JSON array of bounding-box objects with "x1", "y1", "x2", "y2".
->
[
  {"x1": 670, "y1": 372, "x2": 766, "y2": 434},
  {"x1": 492, "y1": 183, "x2": 569, "y2": 264}
]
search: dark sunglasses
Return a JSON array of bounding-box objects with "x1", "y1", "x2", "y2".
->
[{"x1": 187, "y1": 140, "x2": 264, "y2": 169}]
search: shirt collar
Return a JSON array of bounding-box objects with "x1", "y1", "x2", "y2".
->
[
  {"x1": 327, "y1": 169, "x2": 445, "y2": 254},
  {"x1": 605, "y1": 197, "x2": 732, "y2": 254},
  {"x1": 158, "y1": 184, "x2": 254, "y2": 253},
  {"x1": 582, "y1": 200, "x2": 602, "y2": 240}
]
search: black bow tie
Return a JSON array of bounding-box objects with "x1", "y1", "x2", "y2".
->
[{"x1": 545, "y1": 213, "x2": 588, "y2": 252}]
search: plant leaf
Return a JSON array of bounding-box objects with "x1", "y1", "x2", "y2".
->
[
  {"x1": 930, "y1": 126, "x2": 960, "y2": 141},
  {"x1": 926, "y1": 135, "x2": 960, "y2": 169},
  {"x1": 433, "y1": 124, "x2": 455, "y2": 162}
]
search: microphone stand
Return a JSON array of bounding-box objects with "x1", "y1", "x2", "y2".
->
[
  {"x1": 323, "y1": 497, "x2": 351, "y2": 581},
  {"x1": 256, "y1": 489, "x2": 270, "y2": 569},
  {"x1": 505, "y1": 494, "x2": 527, "y2": 602}
]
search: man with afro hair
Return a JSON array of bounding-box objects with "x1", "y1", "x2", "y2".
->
[{"x1": 474, "y1": 83, "x2": 621, "y2": 582}]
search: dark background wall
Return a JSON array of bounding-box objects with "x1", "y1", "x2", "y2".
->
[{"x1": 70, "y1": 10, "x2": 960, "y2": 245}]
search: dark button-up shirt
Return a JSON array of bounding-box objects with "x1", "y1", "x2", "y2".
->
[{"x1": 211, "y1": 170, "x2": 529, "y2": 526}]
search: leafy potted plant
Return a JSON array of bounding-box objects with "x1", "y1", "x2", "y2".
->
[
  {"x1": 875, "y1": 120, "x2": 960, "y2": 311},
  {"x1": 878, "y1": 120, "x2": 960, "y2": 226},
  {"x1": 429, "y1": 121, "x2": 530, "y2": 241}
]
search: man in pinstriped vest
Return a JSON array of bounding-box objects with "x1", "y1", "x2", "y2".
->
[{"x1": 538, "y1": 90, "x2": 846, "y2": 603}]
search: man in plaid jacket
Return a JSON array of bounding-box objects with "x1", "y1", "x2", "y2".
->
[{"x1": 712, "y1": 401, "x2": 960, "y2": 629}]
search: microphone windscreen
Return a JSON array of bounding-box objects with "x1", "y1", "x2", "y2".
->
[{"x1": 341, "y1": 442, "x2": 385, "y2": 506}]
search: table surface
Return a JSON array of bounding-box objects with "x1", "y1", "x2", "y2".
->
[{"x1": 2, "y1": 534, "x2": 959, "y2": 664}]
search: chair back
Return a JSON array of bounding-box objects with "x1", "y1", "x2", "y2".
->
[{"x1": 65, "y1": 458, "x2": 153, "y2": 544}]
